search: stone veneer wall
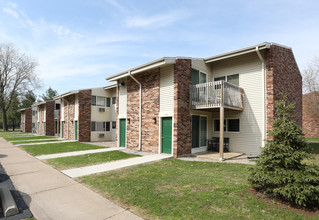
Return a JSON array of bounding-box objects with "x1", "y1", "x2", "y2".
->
[
  {"x1": 303, "y1": 92, "x2": 319, "y2": 138},
  {"x1": 173, "y1": 59, "x2": 192, "y2": 157},
  {"x1": 38, "y1": 104, "x2": 45, "y2": 136},
  {"x1": 63, "y1": 95, "x2": 75, "y2": 140},
  {"x1": 78, "y1": 90, "x2": 91, "y2": 142},
  {"x1": 265, "y1": 44, "x2": 302, "y2": 139},
  {"x1": 126, "y1": 69, "x2": 160, "y2": 153},
  {"x1": 45, "y1": 101, "x2": 55, "y2": 136},
  {"x1": 25, "y1": 108, "x2": 32, "y2": 133}
]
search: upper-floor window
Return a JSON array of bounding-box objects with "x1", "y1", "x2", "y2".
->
[
  {"x1": 32, "y1": 111, "x2": 37, "y2": 116},
  {"x1": 192, "y1": 69, "x2": 207, "y2": 85},
  {"x1": 112, "y1": 97, "x2": 116, "y2": 105},
  {"x1": 214, "y1": 74, "x2": 239, "y2": 86},
  {"x1": 91, "y1": 121, "x2": 110, "y2": 132},
  {"x1": 92, "y1": 96, "x2": 111, "y2": 107}
]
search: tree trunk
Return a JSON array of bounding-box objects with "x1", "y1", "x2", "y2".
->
[
  {"x1": 2, "y1": 109, "x2": 8, "y2": 131},
  {"x1": 12, "y1": 118, "x2": 15, "y2": 131}
]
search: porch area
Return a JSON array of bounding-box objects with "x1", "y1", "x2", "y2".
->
[{"x1": 189, "y1": 81, "x2": 244, "y2": 160}]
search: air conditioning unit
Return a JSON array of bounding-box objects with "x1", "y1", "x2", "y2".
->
[
  {"x1": 99, "y1": 133, "x2": 105, "y2": 138},
  {"x1": 99, "y1": 108, "x2": 105, "y2": 112}
]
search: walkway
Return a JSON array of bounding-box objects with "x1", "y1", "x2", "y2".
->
[
  {"x1": 62, "y1": 154, "x2": 172, "y2": 178},
  {"x1": 15, "y1": 140, "x2": 76, "y2": 146},
  {"x1": 0, "y1": 138, "x2": 142, "y2": 220}
]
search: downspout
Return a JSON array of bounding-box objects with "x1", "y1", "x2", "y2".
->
[
  {"x1": 256, "y1": 46, "x2": 266, "y2": 147},
  {"x1": 62, "y1": 97, "x2": 69, "y2": 139},
  {"x1": 128, "y1": 71, "x2": 142, "y2": 151}
]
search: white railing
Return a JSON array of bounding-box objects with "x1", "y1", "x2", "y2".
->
[
  {"x1": 190, "y1": 81, "x2": 243, "y2": 110},
  {"x1": 54, "y1": 110, "x2": 60, "y2": 119}
]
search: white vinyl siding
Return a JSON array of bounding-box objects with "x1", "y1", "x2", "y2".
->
[
  {"x1": 160, "y1": 65, "x2": 174, "y2": 115},
  {"x1": 211, "y1": 53, "x2": 263, "y2": 155},
  {"x1": 74, "y1": 94, "x2": 79, "y2": 120},
  {"x1": 119, "y1": 79, "x2": 127, "y2": 117}
]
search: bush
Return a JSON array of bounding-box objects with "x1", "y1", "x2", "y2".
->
[{"x1": 249, "y1": 96, "x2": 319, "y2": 207}]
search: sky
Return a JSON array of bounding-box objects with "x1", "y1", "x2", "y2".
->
[{"x1": 0, "y1": 0, "x2": 319, "y2": 96}]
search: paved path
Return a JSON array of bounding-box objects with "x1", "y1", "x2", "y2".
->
[
  {"x1": 36, "y1": 147, "x2": 121, "y2": 160},
  {"x1": 0, "y1": 138, "x2": 142, "y2": 220},
  {"x1": 62, "y1": 154, "x2": 173, "y2": 178},
  {"x1": 10, "y1": 138, "x2": 60, "y2": 143}
]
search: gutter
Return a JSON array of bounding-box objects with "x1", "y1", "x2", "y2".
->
[
  {"x1": 255, "y1": 46, "x2": 267, "y2": 147},
  {"x1": 128, "y1": 71, "x2": 142, "y2": 151}
]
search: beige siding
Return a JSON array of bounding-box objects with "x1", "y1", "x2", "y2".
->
[
  {"x1": 160, "y1": 65, "x2": 174, "y2": 115},
  {"x1": 74, "y1": 94, "x2": 79, "y2": 120},
  {"x1": 192, "y1": 59, "x2": 212, "y2": 78},
  {"x1": 211, "y1": 53, "x2": 263, "y2": 155},
  {"x1": 91, "y1": 87, "x2": 117, "y2": 142},
  {"x1": 60, "y1": 101, "x2": 64, "y2": 121},
  {"x1": 118, "y1": 79, "x2": 127, "y2": 117}
]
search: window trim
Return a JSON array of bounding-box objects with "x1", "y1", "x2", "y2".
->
[
  {"x1": 213, "y1": 73, "x2": 239, "y2": 86},
  {"x1": 213, "y1": 118, "x2": 240, "y2": 133}
]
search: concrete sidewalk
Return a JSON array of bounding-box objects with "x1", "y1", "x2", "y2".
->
[
  {"x1": 62, "y1": 154, "x2": 173, "y2": 178},
  {"x1": 0, "y1": 138, "x2": 142, "y2": 220}
]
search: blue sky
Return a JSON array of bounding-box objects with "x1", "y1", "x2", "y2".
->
[{"x1": 1, "y1": 0, "x2": 319, "y2": 95}]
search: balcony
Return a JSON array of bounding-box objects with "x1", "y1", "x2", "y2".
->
[
  {"x1": 54, "y1": 110, "x2": 60, "y2": 119},
  {"x1": 190, "y1": 81, "x2": 244, "y2": 110}
]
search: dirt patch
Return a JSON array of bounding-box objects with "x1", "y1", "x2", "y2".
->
[{"x1": 249, "y1": 187, "x2": 319, "y2": 217}]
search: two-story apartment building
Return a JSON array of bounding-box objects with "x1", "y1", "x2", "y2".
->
[
  {"x1": 19, "y1": 107, "x2": 32, "y2": 133},
  {"x1": 35, "y1": 100, "x2": 60, "y2": 136},
  {"x1": 106, "y1": 42, "x2": 302, "y2": 159},
  {"x1": 54, "y1": 85, "x2": 116, "y2": 142}
]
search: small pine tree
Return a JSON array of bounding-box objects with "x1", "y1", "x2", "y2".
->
[{"x1": 249, "y1": 95, "x2": 319, "y2": 207}]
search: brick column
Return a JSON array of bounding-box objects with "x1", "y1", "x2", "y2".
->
[
  {"x1": 46, "y1": 101, "x2": 55, "y2": 136},
  {"x1": 25, "y1": 108, "x2": 32, "y2": 133},
  {"x1": 173, "y1": 58, "x2": 192, "y2": 157},
  {"x1": 78, "y1": 90, "x2": 91, "y2": 142}
]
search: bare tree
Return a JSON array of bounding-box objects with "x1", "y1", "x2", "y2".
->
[{"x1": 0, "y1": 43, "x2": 40, "y2": 130}]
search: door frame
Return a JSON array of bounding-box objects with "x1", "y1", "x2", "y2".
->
[{"x1": 158, "y1": 116, "x2": 174, "y2": 156}]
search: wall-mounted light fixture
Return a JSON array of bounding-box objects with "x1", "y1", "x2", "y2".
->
[
  {"x1": 127, "y1": 118, "x2": 130, "y2": 124},
  {"x1": 153, "y1": 117, "x2": 157, "y2": 124}
]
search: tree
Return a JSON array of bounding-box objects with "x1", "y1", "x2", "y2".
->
[
  {"x1": 39, "y1": 87, "x2": 58, "y2": 102},
  {"x1": 7, "y1": 92, "x2": 20, "y2": 131},
  {"x1": 0, "y1": 43, "x2": 40, "y2": 130},
  {"x1": 303, "y1": 56, "x2": 319, "y2": 117},
  {"x1": 20, "y1": 90, "x2": 37, "y2": 108},
  {"x1": 249, "y1": 96, "x2": 319, "y2": 207}
]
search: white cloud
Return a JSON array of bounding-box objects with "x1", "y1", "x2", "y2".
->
[
  {"x1": 104, "y1": 0, "x2": 126, "y2": 12},
  {"x1": 2, "y1": 7, "x2": 19, "y2": 18},
  {"x1": 126, "y1": 11, "x2": 186, "y2": 28}
]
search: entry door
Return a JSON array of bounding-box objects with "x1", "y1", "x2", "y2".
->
[
  {"x1": 120, "y1": 119, "x2": 126, "y2": 147},
  {"x1": 75, "y1": 121, "x2": 78, "y2": 140},
  {"x1": 62, "y1": 121, "x2": 64, "y2": 138},
  {"x1": 162, "y1": 117, "x2": 172, "y2": 154}
]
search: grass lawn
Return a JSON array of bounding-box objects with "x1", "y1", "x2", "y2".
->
[
  {"x1": 47, "y1": 151, "x2": 141, "y2": 170},
  {"x1": 306, "y1": 138, "x2": 319, "y2": 142},
  {"x1": 305, "y1": 142, "x2": 319, "y2": 165},
  {"x1": 13, "y1": 139, "x2": 62, "y2": 144},
  {"x1": 79, "y1": 159, "x2": 312, "y2": 219},
  {"x1": 20, "y1": 142, "x2": 105, "y2": 156},
  {"x1": 5, "y1": 136, "x2": 57, "y2": 141}
]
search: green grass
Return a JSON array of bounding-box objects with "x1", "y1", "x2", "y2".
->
[
  {"x1": 5, "y1": 136, "x2": 56, "y2": 141},
  {"x1": 304, "y1": 143, "x2": 319, "y2": 165},
  {"x1": 20, "y1": 142, "x2": 105, "y2": 156},
  {"x1": 13, "y1": 139, "x2": 62, "y2": 144},
  {"x1": 47, "y1": 151, "x2": 140, "y2": 170},
  {"x1": 306, "y1": 138, "x2": 319, "y2": 142},
  {"x1": 79, "y1": 159, "x2": 313, "y2": 219}
]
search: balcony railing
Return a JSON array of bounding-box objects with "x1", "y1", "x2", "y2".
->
[
  {"x1": 54, "y1": 110, "x2": 60, "y2": 119},
  {"x1": 190, "y1": 81, "x2": 244, "y2": 110}
]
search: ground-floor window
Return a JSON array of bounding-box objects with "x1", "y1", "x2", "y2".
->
[
  {"x1": 91, "y1": 121, "x2": 110, "y2": 132},
  {"x1": 214, "y1": 119, "x2": 240, "y2": 132}
]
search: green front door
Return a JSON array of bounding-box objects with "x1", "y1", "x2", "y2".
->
[
  {"x1": 62, "y1": 121, "x2": 64, "y2": 138},
  {"x1": 120, "y1": 119, "x2": 126, "y2": 147},
  {"x1": 75, "y1": 121, "x2": 78, "y2": 140},
  {"x1": 162, "y1": 117, "x2": 172, "y2": 154}
]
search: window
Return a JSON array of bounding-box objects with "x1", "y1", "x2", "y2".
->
[
  {"x1": 106, "y1": 97, "x2": 111, "y2": 107},
  {"x1": 192, "y1": 69, "x2": 207, "y2": 85},
  {"x1": 214, "y1": 119, "x2": 240, "y2": 132},
  {"x1": 92, "y1": 96, "x2": 96, "y2": 106},
  {"x1": 32, "y1": 111, "x2": 37, "y2": 116},
  {"x1": 91, "y1": 121, "x2": 111, "y2": 132},
  {"x1": 112, "y1": 121, "x2": 116, "y2": 129},
  {"x1": 97, "y1": 96, "x2": 106, "y2": 106},
  {"x1": 112, "y1": 97, "x2": 116, "y2": 105},
  {"x1": 214, "y1": 74, "x2": 239, "y2": 86}
]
